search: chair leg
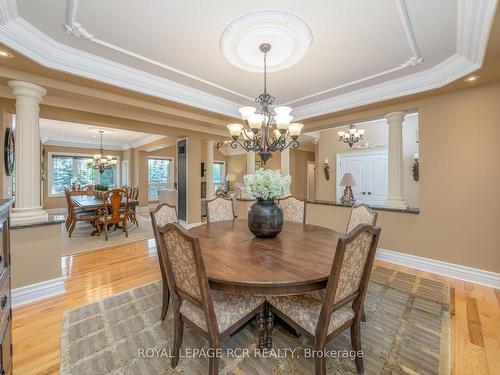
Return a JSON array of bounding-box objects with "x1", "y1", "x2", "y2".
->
[
  {"x1": 160, "y1": 283, "x2": 170, "y2": 321},
  {"x1": 171, "y1": 313, "x2": 184, "y2": 368},
  {"x1": 208, "y1": 339, "x2": 220, "y2": 375},
  {"x1": 104, "y1": 221, "x2": 108, "y2": 241},
  {"x1": 361, "y1": 306, "x2": 366, "y2": 322},
  {"x1": 351, "y1": 321, "x2": 364, "y2": 374},
  {"x1": 314, "y1": 352, "x2": 326, "y2": 375},
  {"x1": 68, "y1": 219, "x2": 76, "y2": 238},
  {"x1": 123, "y1": 218, "x2": 128, "y2": 237}
]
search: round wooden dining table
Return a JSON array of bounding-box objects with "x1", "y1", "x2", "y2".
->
[{"x1": 189, "y1": 219, "x2": 341, "y2": 348}]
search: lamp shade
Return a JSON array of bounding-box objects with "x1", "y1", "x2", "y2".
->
[{"x1": 339, "y1": 173, "x2": 356, "y2": 187}]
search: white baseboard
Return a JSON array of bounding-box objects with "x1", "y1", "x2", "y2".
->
[
  {"x1": 376, "y1": 248, "x2": 500, "y2": 289},
  {"x1": 12, "y1": 277, "x2": 66, "y2": 308}
]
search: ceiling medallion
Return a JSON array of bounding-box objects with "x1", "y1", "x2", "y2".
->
[{"x1": 220, "y1": 11, "x2": 313, "y2": 73}]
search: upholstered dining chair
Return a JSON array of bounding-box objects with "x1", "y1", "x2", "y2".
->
[
  {"x1": 98, "y1": 189, "x2": 129, "y2": 241},
  {"x1": 205, "y1": 197, "x2": 235, "y2": 223},
  {"x1": 157, "y1": 223, "x2": 265, "y2": 375},
  {"x1": 150, "y1": 203, "x2": 178, "y2": 321},
  {"x1": 346, "y1": 204, "x2": 378, "y2": 233},
  {"x1": 268, "y1": 224, "x2": 381, "y2": 375},
  {"x1": 65, "y1": 189, "x2": 99, "y2": 237},
  {"x1": 278, "y1": 196, "x2": 306, "y2": 223}
]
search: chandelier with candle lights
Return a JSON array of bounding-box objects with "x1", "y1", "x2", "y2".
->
[
  {"x1": 87, "y1": 130, "x2": 118, "y2": 174},
  {"x1": 221, "y1": 43, "x2": 303, "y2": 163},
  {"x1": 338, "y1": 124, "x2": 365, "y2": 148}
]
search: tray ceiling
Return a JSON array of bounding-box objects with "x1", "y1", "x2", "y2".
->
[{"x1": 0, "y1": 0, "x2": 497, "y2": 119}]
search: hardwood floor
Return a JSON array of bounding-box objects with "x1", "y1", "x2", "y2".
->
[{"x1": 12, "y1": 239, "x2": 500, "y2": 375}]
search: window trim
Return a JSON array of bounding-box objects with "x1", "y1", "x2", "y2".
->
[
  {"x1": 47, "y1": 151, "x2": 121, "y2": 197},
  {"x1": 147, "y1": 156, "x2": 174, "y2": 201},
  {"x1": 213, "y1": 160, "x2": 226, "y2": 193}
]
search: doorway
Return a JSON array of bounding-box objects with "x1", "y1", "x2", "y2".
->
[{"x1": 176, "y1": 139, "x2": 187, "y2": 221}]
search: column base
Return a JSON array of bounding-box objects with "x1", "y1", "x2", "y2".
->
[
  {"x1": 384, "y1": 199, "x2": 408, "y2": 210},
  {"x1": 11, "y1": 206, "x2": 49, "y2": 226}
]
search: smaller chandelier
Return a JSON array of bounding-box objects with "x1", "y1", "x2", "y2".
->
[
  {"x1": 338, "y1": 125, "x2": 365, "y2": 148},
  {"x1": 87, "y1": 130, "x2": 118, "y2": 174}
]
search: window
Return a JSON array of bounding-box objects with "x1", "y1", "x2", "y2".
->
[
  {"x1": 213, "y1": 161, "x2": 225, "y2": 192},
  {"x1": 148, "y1": 157, "x2": 172, "y2": 201},
  {"x1": 49, "y1": 153, "x2": 118, "y2": 196}
]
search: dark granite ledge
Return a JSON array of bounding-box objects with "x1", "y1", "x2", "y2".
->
[
  {"x1": 306, "y1": 200, "x2": 420, "y2": 214},
  {"x1": 12, "y1": 214, "x2": 66, "y2": 230}
]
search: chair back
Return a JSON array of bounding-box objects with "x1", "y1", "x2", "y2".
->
[
  {"x1": 278, "y1": 196, "x2": 306, "y2": 223},
  {"x1": 103, "y1": 189, "x2": 129, "y2": 224},
  {"x1": 156, "y1": 223, "x2": 218, "y2": 334},
  {"x1": 346, "y1": 204, "x2": 377, "y2": 233},
  {"x1": 130, "y1": 187, "x2": 138, "y2": 200},
  {"x1": 151, "y1": 203, "x2": 178, "y2": 226},
  {"x1": 82, "y1": 185, "x2": 94, "y2": 196},
  {"x1": 316, "y1": 224, "x2": 381, "y2": 338},
  {"x1": 65, "y1": 188, "x2": 85, "y2": 214},
  {"x1": 205, "y1": 197, "x2": 234, "y2": 223}
]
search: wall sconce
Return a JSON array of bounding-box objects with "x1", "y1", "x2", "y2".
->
[
  {"x1": 412, "y1": 153, "x2": 419, "y2": 182},
  {"x1": 323, "y1": 159, "x2": 330, "y2": 181}
]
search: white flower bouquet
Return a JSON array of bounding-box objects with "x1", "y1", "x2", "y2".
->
[{"x1": 243, "y1": 168, "x2": 291, "y2": 200}]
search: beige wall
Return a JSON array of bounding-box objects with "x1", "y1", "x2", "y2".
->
[
  {"x1": 41, "y1": 144, "x2": 123, "y2": 209},
  {"x1": 290, "y1": 149, "x2": 315, "y2": 199},
  {"x1": 308, "y1": 82, "x2": 500, "y2": 273},
  {"x1": 316, "y1": 114, "x2": 419, "y2": 207}
]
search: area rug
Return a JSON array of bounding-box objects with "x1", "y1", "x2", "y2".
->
[
  {"x1": 60, "y1": 266, "x2": 450, "y2": 374},
  {"x1": 61, "y1": 216, "x2": 154, "y2": 255}
]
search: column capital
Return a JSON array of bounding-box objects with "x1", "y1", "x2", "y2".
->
[
  {"x1": 205, "y1": 139, "x2": 216, "y2": 146},
  {"x1": 384, "y1": 111, "x2": 406, "y2": 124},
  {"x1": 8, "y1": 80, "x2": 47, "y2": 102}
]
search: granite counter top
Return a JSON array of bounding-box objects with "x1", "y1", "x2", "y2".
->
[{"x1": 306, "y1": 200, "x2": 420, "y2": 214}]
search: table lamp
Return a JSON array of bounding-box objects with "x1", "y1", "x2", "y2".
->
[{"x1": 339, "y1": 173, "x2": 357, "y2": 206}]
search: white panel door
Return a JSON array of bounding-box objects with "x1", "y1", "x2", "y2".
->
[{"x1": 336, "y1": 151, "x2": 388, "y2": 205}]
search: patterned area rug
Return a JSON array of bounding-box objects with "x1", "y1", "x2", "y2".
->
[{"x1": 60, "y1": 266, "x2": 450, "y2": 374}]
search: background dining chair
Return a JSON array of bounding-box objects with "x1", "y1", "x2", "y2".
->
[
  {"x1": 268, "y1": 224, "x2": 381, "y2": 375},
  {"x1": 157, "y1": 223, "x2": 265, "y2": 374},
  {"x1": 98, "y1": 189, "x2": 129, "y2": 241},
  {"x1": 150, "y1": 203, "x2": 178, "y2": 321},
  {"x1": 128, "y1": 187, "x2": 140, "y2": 225},
  {"x1": 205, "y1": 197, "x2": 235, "y2": 223},
  {"x1": 65, "y1": 189, "x2": 99, "y2": 237},
  {"x1": 346, "y1": 204, "x2": 378, "y2": 233},
  {"x1": 278, "y1": 196, "x2": 306, "y2": 223}
]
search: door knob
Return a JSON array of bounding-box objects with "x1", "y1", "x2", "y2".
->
[
  {"x1": 362, "y1": 192, "x2": 366, "y2": 195},
  {"x1": 368, "y1": 192, "x2": 371, "y2": 195}
]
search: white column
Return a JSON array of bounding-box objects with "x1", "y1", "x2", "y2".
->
[
  {"x1": 246, "y1": 151, "x2": 255, "y2": 174},
  {"x1": 384, "y1": 111, "x2": 408, "y2": 209},
  {"x1": 205, "y1": 140, "x2": 215, "y2": 199},
  {"x1": 280, "y1": 148, "x2": 290, "y2": 176},
  {"x1": 8, "y1": 81, "x2": 48, "y2": 225}
]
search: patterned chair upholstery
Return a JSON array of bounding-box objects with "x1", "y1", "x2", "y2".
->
[
  {"x1": 157, "y1": 223, "x2": 264, "y2": 374},
  {"x1": 268, "y1": 224, "x2": 381, "y2": 375},
  {"x1": 206, "y1": 197, "x2": 235, "y2": 223},
  {"x1": 346, "y1": 204, "x2": 378, "y2": 233},
  {"x1": 150, "y1": 203, "x2": 179, "y2": 321},
  {"x1": 278, "y1": 196, "x2": 306, "y2": 223}
]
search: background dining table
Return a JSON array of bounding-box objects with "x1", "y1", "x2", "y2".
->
[
  {"x1": 189, "y1": 219, "x2": 341, "y2": 349},
  {"x1": 71, "y1": 195, "x2": 139, "y2": 211}
]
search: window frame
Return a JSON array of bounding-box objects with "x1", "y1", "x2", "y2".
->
[
  {"x1": 213, "y1": 160, "x2": 226, "y2": 193},
  {"x1": 47, "y1": 151, "x2": 121, "y2": 197},
  {"x1": 147, "y1": 156, "x2": 174, "y2": 201}
]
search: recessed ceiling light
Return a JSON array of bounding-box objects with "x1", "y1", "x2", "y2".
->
[
  {"x1": 0, "y1": 50, "x2": 13, "y2": 58},
  {"x1": 465, "y1": 75, "x2": 479, "y2": 82}
]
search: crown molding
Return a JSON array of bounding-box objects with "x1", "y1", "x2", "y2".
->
[
  {"x1": 42, "y1": 139, "x2": 124, "y2": 151},
  {"x1": 0, "y1": 0, "x2": 496, "y2": 120}
]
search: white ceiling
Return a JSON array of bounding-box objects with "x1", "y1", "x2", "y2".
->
[
  {"x1": 0, "y1": 0, "x2": 497, "y2": 119},
  {"x1": 39, "y1": 118, "x2": 164, "y2": 150}
]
